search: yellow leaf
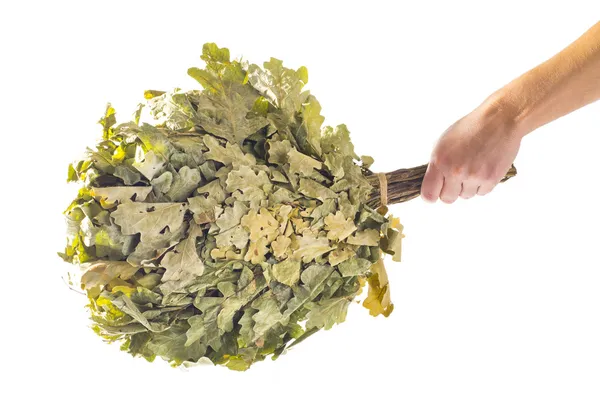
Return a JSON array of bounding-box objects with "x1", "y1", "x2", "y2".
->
[
  {"x1": 241, "y1": 207, "x2": 279, "y2": 241},
  {"x1": 347, "y1": 229, "x2": 380, "y2": 246},
  {"x1": 244, "y1": 237, "x2": 269, "y2": 264},
  {"x1": 324, "y1": 211, "x2": 357, "y2": 241},
  {"x1": 328, "y1": 245, "x2": 355, "y2": 266},
  {"x1": 111, "y1": 285, "x2": 136, "y2": 297},
  {"x1": 362, "y1": 259, "x2": 394, "y2": 317},
  {"x1": 271, "y1": 235, "x2": 292, "y2": 259}
]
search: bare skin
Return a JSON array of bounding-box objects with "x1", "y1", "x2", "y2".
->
[{"x1": 422, "y1": 21, "x2": 600, "y2": 203}]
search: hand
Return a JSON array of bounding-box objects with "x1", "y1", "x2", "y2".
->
[{"x1": 421, "y1": 99, "x2": 523, "y2": 203}]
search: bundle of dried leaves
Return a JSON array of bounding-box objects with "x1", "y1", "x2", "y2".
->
[{"x1": 60, "y1": 43, "x2": 421, "y2": 370}]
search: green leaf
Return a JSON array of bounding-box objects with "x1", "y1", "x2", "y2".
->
[
  {"x1": 201, "y1": 43, "x2": 232, "y2": 64},
  {"x1": 114, "y1": 165, "x2": 142, "y2": 185},
  {"x1": 126, "y1": 220, "x2": 188, "y2": 267},
  {"x1": 360, "y1": 155, "x2": 374, "y2": 169},
  {"x1": 306, "y1": 297, "x2": 351, "y2": 330},
  {"x1": 170, "y1": 135, "x2": 207, "y2": 166},
  {"x1": 272, "y1": 258, "x2": 301, "y2": 287},
  {"x1": 298, "y1": 178, "x2": 337, "y2": 201},
  {"x1": 321, "y1": 124, "x2": 357, "y2": 159},
  {"x1": 215, "y1": 225, "x2": 249, "y2": 250},
  {"x1": 381, "y1": 217, "x2": 404, "y2": 262},
  {"x1": 336, "y1": 257, "x2": 372, "y2": 277},
  {"x1": 134, "y1": 123, "x2": 176, "y2": 160},
  {"x1": 161, "y1": 223, "x2": 205, "y2": 283},
  {"x1": 238, "y1": 308, "x2": 257, "y2": 347},
  {"x1": 225, "y1": 357, "x2": 251, "y2": 371},
  {"x1": 118, "y1": 298, "x2": 165, "y2": 330},
  {"x1": 217, "y1": 267, "x2": 267, "y2": 333},
  {"x1": 252, "y1": 293, "x2": 285, "y2": 339},
  {"x1": 247, "y1": 58, "x2": 309, "y2": 115},
  {"x1": 80, "y1": 261, "x2": 140, "y2": 291},
  {"x1": 189, "y1": 43, "x2": 244, "y2": 91},
  {"x1": 133, "y1": 103, "x2": 144, "y2": 125},
  {"x1": 67, "y1": 163, "x2": 78, "y2": 182},
  {"x1": 203, "y1": 135, "x2": 257, "y2": 167},
  {"x1": 99, "y1": 103, "x2": 117, "y2": 140},
  {"x1": 193, "y1": 90, "x2": 268, "y2": 144},
  {"x1": 148, "y1": 90, "x2": 197, "y2": 131},
  {"x1": 188, "y1": 46, "x2": 268, "y2": 144},
  {"x1": 216, "y1": 201, "x2": 249, "y2": 232},
  {"x1": 90, "y1": 186, "x2": 152, "y2": 208},
  {"x1": 291, "y1": 232, "x2": 332, "y2": 263},
  {"x1": 144, "y1": 89, "x2": 166, "y2": 99},
  {"x1": 187, "y1": 180, "x2": 226, "y2": 224},
  {"x1": 267, "y1": 140, "x2": 292, "y2": 166},
  {"x1": 151, "y1": 171, "x2": 173, "y2": 194},
  {"x1": 185, "y1": 315, "x2": 206, "y2": 347},
  {"x1": 287, "y1": 147, "x2": 322, "y2": 176},
  {"x1": 166, "y1": 166, "x2": 201, "y2": 201},
  {"x1": 146, "y1": 322, "x2": 207, "y2": 365},
  {"x1": 202, "y1": 305, "x2": 223, "y2": 352},
  {"x1": 111, "y1": 202, "x2": 187, "y2": 242},
  {"x1": 93, "y1": 222, "x2": 138, "y2": 259},
  {"x1": 226, "y1": 166, "x2": 270, "y2": 193},
  {"x1": 133, "y1": 148, "x2": 165, "y2": 180},
  {"x1": 271, "y1": 264, "x2": 335, "y2": 333},
  {"x1": 295, "y1": 95, "x2": 324, "y2": 156}
]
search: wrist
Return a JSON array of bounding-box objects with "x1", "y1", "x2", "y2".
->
[{"x1": 480, "y1": 87, "x2": 532, "y2": 140}]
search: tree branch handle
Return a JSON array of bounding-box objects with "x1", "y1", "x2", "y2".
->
[{"x1": 365, "y1": 164, "x2": 517, "y2": 208}]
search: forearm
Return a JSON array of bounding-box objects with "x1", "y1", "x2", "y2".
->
[{"x1": 489, "y1": 21, "x2": 600, "y2": 138}]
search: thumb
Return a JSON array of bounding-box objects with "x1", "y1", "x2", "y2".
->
[{"x1": 421, "y1": 162, "x2": 444, "y2": 203}]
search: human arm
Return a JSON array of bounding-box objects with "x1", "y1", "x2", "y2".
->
[{"x1": 421, "y1": 21, "x2": 600, "y2": 203}]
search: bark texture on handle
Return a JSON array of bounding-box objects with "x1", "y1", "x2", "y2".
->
[{"x1": 365, "y1": 164, "x2": 517, "y2": 208}]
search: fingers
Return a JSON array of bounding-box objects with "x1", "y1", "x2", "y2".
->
[
  {"x1": 476, "y1": 169, "x2": 506, "y2": 196},
  {"x1": 421, "y1": 169, "x2": 498, "y2": 202},
  {"x1": 422, "y1": 162, "x2": 507, "y2": 203},
  {"x1": 476, "y1": 178, "x2": 500, "y2": 196},
  {"x1": 422, "y1": 163, "x2": 477, "y2": 203},
  {"x1": 440, "y1": 175, "x2": 462, "y2": 204},
  {"x1": 459, "y1": 181, "x2": 479, "y2": 199},
  {"x1": 421, "y1": 163, "x2": 444, "y2": 203}
]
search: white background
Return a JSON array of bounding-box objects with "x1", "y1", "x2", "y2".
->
[{"x1": 2, "y1": 1, "x2": 600, "y2": 399}]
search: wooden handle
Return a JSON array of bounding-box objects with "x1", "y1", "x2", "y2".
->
[{"x1": 365, "y1": 164, "x2": 517, "y2": 208}]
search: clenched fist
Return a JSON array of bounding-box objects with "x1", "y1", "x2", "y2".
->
[{"x1": 421, "y1": 99, "x2": 523, "y2": 203}]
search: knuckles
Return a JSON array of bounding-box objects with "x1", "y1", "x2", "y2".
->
[
  {"x1": 434, "y1": 157, "x2": 467, "y2": 178},
  {"x1": 465, "y1": 166, "x2": 499, "y2": 183},
  {"x1": 432, "y1": 153, "x2": 508, "y2": 196}
]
